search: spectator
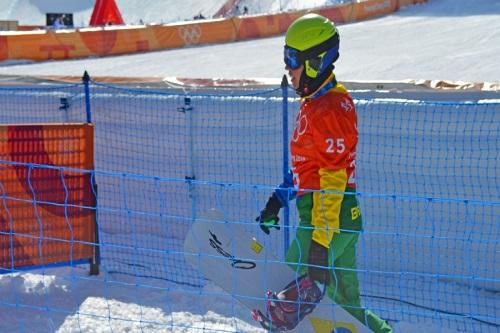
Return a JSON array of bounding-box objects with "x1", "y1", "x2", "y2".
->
[
  {"x1": 61, "y1": 14, "x2": 72, "y2": 27},
  {"x1": 52, "y1": 16, "x2": 64, "y2": 30},
  {"x1": 193, "y1": 12, "x2": 205, "y2": 20}
]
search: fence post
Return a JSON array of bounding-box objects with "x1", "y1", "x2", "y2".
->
[
  {"x1": 89, "y1": 176, "x2": 100, "y2": 276},
  {"x1": 83, "y1": 72, "x2": 98, "y2": 275},
  {"x1": 82, "y1": 71, "x2": 92, "y2": 123},
  {"x1": 281, "y1": 75, "x2": 290, "y2": 257},
  {"x1": 180, "y1": 97, "x2": 197, "y2": 221}
]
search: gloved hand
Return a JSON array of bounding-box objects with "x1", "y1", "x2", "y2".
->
[
  {"x1": 256, "y1": 193, "x2": 282, "y2": 234},
  {"x1": 308, "y1": 240, "x2": 330, "y2": 285}
]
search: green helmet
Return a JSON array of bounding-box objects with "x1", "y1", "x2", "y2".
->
[{"x1": 284, "y1": 14, "x2": 340, "y2": 97}]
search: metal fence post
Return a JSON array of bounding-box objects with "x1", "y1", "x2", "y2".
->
[
  {"x1": 178, "y1": 97, "x2": 197, "y2": 221},
  {"x1": 281, "y1": 75, "x2": 290, "y2": 257},
  {"x1": 82, "y1": 71, "x2": 91, "y2": 123}
]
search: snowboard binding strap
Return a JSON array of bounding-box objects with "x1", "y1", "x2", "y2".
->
[{"x1": 251, "y1": 274, "x2": 326, "y2": 332}]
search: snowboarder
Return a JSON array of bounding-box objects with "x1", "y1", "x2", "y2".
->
[{"x1": 255, "y1": 13, "x2": 394, "y2": 333}]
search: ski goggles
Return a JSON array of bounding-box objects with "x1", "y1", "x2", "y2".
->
[
  {"x1": 284, "y1": 33, "x2": 340, "y2": 70},
  {"x1": 284, "y1": 46, "x2": 302, "y2": 69}
]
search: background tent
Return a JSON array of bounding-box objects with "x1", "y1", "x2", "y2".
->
[{"x1": 89, "y1": 0, "x2": 124, "y2": 26}]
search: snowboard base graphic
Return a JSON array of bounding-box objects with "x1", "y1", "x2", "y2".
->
[{"x1": 183, "y1": 209, "x2": 370, "y2": 333}]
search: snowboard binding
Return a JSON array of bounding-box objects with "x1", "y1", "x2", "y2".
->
[{"x1": 251, "y1": 274, "x2": 326, "y2": 332}]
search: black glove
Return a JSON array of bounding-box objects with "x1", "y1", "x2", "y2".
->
[
  {"x1": 255, "y1": 193, "x2": 282, "y2": 234},
  {"x1": 308, "y1": 240, "x2": 330, "y2": 285}
]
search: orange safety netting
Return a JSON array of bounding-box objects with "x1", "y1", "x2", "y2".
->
[{"x1": 0, "y1": 124, "x2": 96, "y2": 270}]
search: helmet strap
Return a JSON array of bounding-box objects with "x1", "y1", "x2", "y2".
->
[{"x1": 297, "y1": 65, "x2": 334, "y2": 98}]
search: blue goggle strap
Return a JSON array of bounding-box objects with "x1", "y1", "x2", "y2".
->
[{"x1": 284, "y1": 33, "x2": 339, "y2": 69}]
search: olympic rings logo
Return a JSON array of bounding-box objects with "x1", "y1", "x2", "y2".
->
[
  {"x1": 292, "y1": 115, "x2": 308, "y2": 142},
  {"x1": 178, "y1": 25, "x2": 202, "y2": 45}
]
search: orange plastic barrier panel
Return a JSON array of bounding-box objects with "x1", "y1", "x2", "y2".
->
[
  {"x1": 316, "y1": 5, "x2": 351, "y2": 24},
  {"x1": 0, "y1": 18, "x2": 238, "y2": 61},
  {"x1": 78, "y1": 20, "x2": 237, "y2": 57},
  {"x1": 232, "y1": 12, "x2": 301, "y2": 40},
  {"x1": 0, "y1": 123, "x2": 95, "y2": 270},
  {"x1": 77, "y1": 26, "x2": 161, "y2": 57},
  {"x1": 351, "y1": 0, "x2": 399, "y2": 22},
  {"x1": 1, "y1": 30, "x2": 79, "y2": 61},
  {"x1": 159, "y1": 19, "x2": 237, "y2": 48}
]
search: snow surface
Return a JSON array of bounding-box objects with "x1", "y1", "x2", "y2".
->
[{"x1": 0, "y1": 1, "x2": 499, "y2": 333}]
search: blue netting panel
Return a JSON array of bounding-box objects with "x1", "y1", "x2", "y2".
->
[
  {"x1": 355, "y1": 99, "x2": 498, "y2": 201},
  {"x1": 0, "y1": 84, "x2": 87, "y2": 123},
  {"x1": 352, "y1": 99, "x2": 499, "y2": 332},
  {"x1": 84, "y1": 83, "x2": 286, "y2": 284},
  {"x1": 87, "y1": 82, "x2": 283, "y2": 182}
]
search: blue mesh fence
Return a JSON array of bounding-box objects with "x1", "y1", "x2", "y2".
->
[
  {"x1": 0, "y1": 81, "x2": 498, "y2": 332},
  {"x1": 0, "y1": 84, "x2": 87, "y2": 124}
]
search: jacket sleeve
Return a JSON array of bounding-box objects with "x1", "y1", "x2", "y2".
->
[
  {"x1": 311, "y1": 168, "x2": 347, "y2": 248},
  {"x1": 273, "y1": 169, "x2": 297, "y2": 207}
]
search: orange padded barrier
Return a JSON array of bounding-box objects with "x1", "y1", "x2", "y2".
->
[
  {"x1": 0, "y1": 123, "x2": 95, "y2": 270},
  {"x1": 0, "y1": 0, "x2": 427, "y2": 61},
  {"x1": 0, "y1": 18, "x2": 237, "y2": 60},
  {"x1": 350, "y1": 0, "x2": 399, "y2": 21},
  {"x1": 232, "y1": 12, "x2": 300, "y2": 40}
]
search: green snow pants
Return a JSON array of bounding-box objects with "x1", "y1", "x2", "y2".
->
[{"x1": 285, "y1": 193, "x2": 394, "y2": 333}]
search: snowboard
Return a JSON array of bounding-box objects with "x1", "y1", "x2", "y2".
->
[{"x1": 183, "y1": 208, "x2": 370, "y2": 333}]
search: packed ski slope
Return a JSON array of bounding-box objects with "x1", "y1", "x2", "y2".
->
[
  {"x1": 0, "y1": 0, "x2": 499, "y2": 82},
  {"x1": 0, "y1": 1, "x2": 498, "y2": 333}
]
